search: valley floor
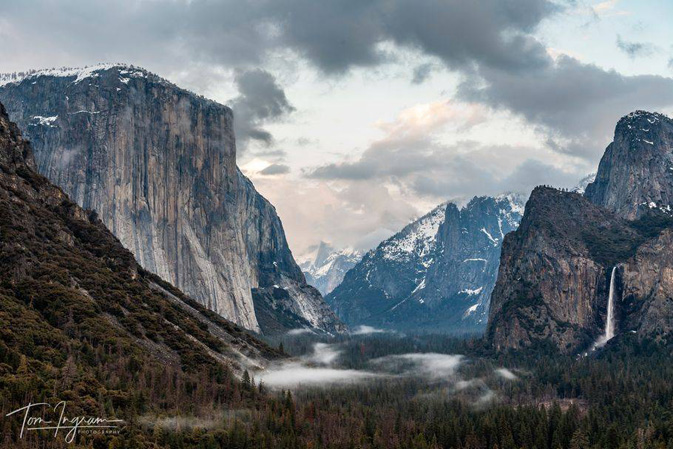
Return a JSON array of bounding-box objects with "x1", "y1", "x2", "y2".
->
[{"x1": 5, "y1": 332, "x2": 673, "y2": 449}]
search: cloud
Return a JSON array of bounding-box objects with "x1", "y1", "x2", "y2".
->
[
  {"x1": 307, "y1": 100, "x2": 490, "y2": 183},
  {"x1": 260, "y1": 163, "x2": 290, "y2": 175},
  {"x1": 286, "y1": 328, "x2": 314, "y2": 336},
  {"x1": 304, "y1": 343, "x2": 342, "y2": 365},
  {"x1": 460, "y1": 55, "x2": 673, "y2": 159},
  {"x1": 259, "y1": 346, "x2": 507, "y2": 408},
  {"x1": 250, "y1": 175, "x2": 419, "y2": 253},
  {"x1": 258, "y1": 363, "x2": 380, "y2": 388},
  {"x1": 371, "y1": 353, "x2": 463, "y2": 379},
  {"x1": 0, "y1": 0, "x2": 559, "y2": 76},
  {"x1": 258, "y1": 343, "x2": 380, "y2": 388},
  {"x1": 228, "y1": 68, "x2": 295, "y2": 150},
  {"x1": 252, "y1": 148, "x2": 288, "y2": 159},
  {"x1": 304, "y1": 99, "x2": 585, "y2": 205},
  {"x1": 494, "y1": 368, "x2": 518, "y2": 380},
  {"x1": 351, "y1": 325, "x2": 388, "y2": 335},
  {"x1": 259, "y1": 349, "x2": 466, "y2": 390},
  {"x1": 590, "y1": 0, "x2": 630, "y2": 17},
  {"x1": 411, "y1": 63, "x2": 435, "y2": 84},
  {"x1": 616, "y1": 35, "x2": 656, "y2": 58}
]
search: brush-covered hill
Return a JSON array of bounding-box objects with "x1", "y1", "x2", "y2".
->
[{"x1": 0, "y1": 101, "x2": 281, "y2": 446}]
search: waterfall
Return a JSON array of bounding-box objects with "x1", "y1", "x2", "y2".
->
[{"x1": 594, "y1": 266, "x2": 618, "y2": 349}]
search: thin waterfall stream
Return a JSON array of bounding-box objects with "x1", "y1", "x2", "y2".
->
[{"x1": 594, "y1": 266, "x2": 618, "y2": 349}]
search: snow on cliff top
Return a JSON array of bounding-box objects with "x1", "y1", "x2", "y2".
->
[
  {"x1": 0, "y1": 63, "x2": 142, "y2": 87},
  {"x1": 0, "y1": 63, "x2": 223, "y2": 108},
  {"x1": 495, "y1": 192, "x2": 526, "y2": 216},
  {"x1": 617, "y1": 111, "x2": 671, "y2": 129}
]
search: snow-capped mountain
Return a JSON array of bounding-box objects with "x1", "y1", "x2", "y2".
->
[
  {"x1": 300, "y1": 242, "x2": 363, "y2": 296},
  {"x1": 325, "y1": 194, "x2": 526, "y2": 334}
]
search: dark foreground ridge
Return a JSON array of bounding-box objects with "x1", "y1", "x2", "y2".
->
[{"x1": 0, "y1": 100, "x2": 283, "y2": 445}]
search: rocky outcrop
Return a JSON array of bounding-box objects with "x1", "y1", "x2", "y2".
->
[
  {"x1": 488, "y1": 119, "x2": 673, "y2": 353},
  {"x1": 487, "y1": 188, "x2": 633, "y2": 351},
  {"x1": 326, "y1": 194, "x2": 525, "y2": 334},
  {"x1": 0, "y1": 100, "x2": 278, "y2": 376},
  {"x1": 620, "y1": 229, "x2": 673, "y2": 338},
  {"x1": 585, "y1": 111, "x2": 673, "y2": 219},
  {"x1": 0, "y1": 64, "x2": 343, "y2": 334},
  {"x1": 488, "y1": 111, "x2": 673, "y2": 353}
]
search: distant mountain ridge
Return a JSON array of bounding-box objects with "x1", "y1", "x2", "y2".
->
[
  {"x1": 300, "y1": 242, "x2": 363, "y2": 296},
  {"x1": 326, "y1": 194, "x2": 526, "y2": 334},
  {"x1": 0, "y1": 63, "x2": 343, "y2": 335}
]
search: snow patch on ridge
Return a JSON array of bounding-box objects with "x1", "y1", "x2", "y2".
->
[
  {"x1": 460, "y1": 287, "x2": 483, "y2": 296},
  {"x1": 30, "y1": 115, "x2": 58, "y2": 127},
  {"x1": 381, "y1": 204, "x2": 446, "y2": 261},
  {"x1": 0, "y1": 63, "x2": 135, "y2": 87}
]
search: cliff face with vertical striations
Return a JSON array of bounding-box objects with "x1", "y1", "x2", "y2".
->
[
  {"x1": 488, "y1": 111, "x2": 673, "y2": 353},
  {"x1": 0, "y1": 64, "x2": 343, "y2": 335},
  {"x1": 0, "y1": 99, "x2": 278, "y2": 379}
]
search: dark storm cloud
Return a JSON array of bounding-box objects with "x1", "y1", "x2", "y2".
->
[
  {"x1": 0, "y1": 0, "x2": 559, "y2": 75},
  {"x1": 616, "y1": 35, "x2": 656, "y2": 58},
  {"x1": 412, "y1": 63, "x2": 435, "y2": 85},
  {"x1": 228, "y1": 69, "x2": 295, "y2": 149},
  {"x1": 460, "y1": 55, "x2": 673, "y2": 158},
  {"x1": 263, "y1": 0, "x2": 558, "y2": 74}
]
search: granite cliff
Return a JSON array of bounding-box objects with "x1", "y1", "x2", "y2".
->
[
  {"x1": 585, "y1": 111, "x2": 673, "y2": 219},
  {"x1": 0, "y1": 64, "x2": 343, "y2": 334},
  {"x1": 488, "y1": 111, "x2": 673, "y2": 353},
  {"x1": 0, "y1": 99, "x2": 278, "y2": 377}
]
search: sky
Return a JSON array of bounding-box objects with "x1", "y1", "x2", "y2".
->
[{"x1": 1, "y1": 0, "x2": 672, "y2": 257}]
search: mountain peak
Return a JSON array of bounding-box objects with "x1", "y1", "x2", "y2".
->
[
  {"x1": 0, "y1": 62, "x2": 341, "y2": 335},
  {"x1": 586, "y1": 109, "x2": 673, "y2": 219},
  {"x1": 615, "y1": 110, "x2": 671, "y2": 141},
  {"x1": 618, "y1": 110, "x2": 669, "y2": 126},
  {"x1": 326, "y1": 193, "x2": 525, "y2": 333}
]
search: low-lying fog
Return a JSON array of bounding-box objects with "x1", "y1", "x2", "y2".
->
[{"x1": 257, "y1": 336, "x2": 520, "y2": 405}]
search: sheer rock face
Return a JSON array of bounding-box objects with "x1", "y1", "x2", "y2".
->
[
  {"x1": 487, "y1": 188, "x2": 619, "y2": 352},
  {"x1": 488, "y1": 111, "x2": 673, "y2": 353},
  {"x1": 487, "y1": 187, "x2": 673, "y2": 353},
  {"x1": 326, "y1": 195, "x2": 524, "y2": 334},
  {"x1": 586, "y1": 111, "x2": 673, "y2": 219},
  {"x1": 0, "y1": 99, "x2": 278, "y2": 374},
  {"x1": 620, "y1": 230, "x2": 673, "y2": 338},
  {"x1": 0, "y1": 65, "x2": 343, "y2": 334}
]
